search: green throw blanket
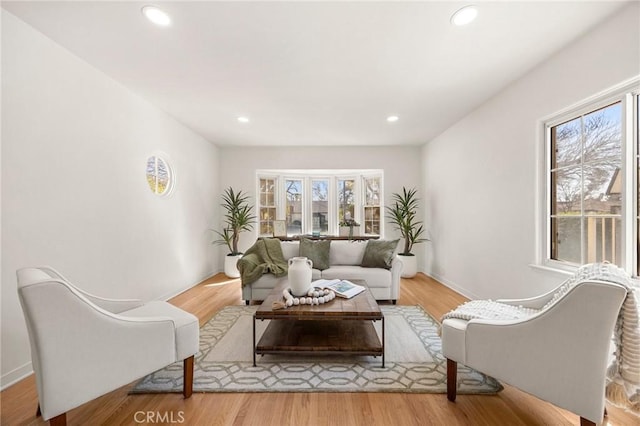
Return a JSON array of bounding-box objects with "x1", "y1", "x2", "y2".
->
[{"x1": 237, "y1": 238, "x2": 288, "y2": 287}]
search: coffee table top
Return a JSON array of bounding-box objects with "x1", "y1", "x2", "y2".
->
[{"x1": 255, "y1": 279, "x2": 382, "y2": 320}]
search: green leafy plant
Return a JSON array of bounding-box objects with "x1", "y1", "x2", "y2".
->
[
  {"x1": 213, "y1": 187, "x2": 256, "y2": 256},
  {"x1": 338, "y1": 219, "x2": 360, "y2": 227},
  {"x1": 385, "y1": 187, "x2": 426, "y2": 255}
]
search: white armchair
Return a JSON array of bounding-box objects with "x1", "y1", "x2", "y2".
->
[
  {"x1": 442, "y1": 273, "x2": 628, "y2": 426},
  {"x1": 17, "y1": 266, "x2": 199, "y2": 426}
]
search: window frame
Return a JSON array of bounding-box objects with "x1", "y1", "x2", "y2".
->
[
  {"x1": 537, "y1": 77, "x2": 640, "y2": 276},
  {"x1": 256, "y1": 169, "x2": 384, "y2": 238},
  {"x1": 257, "y1": 176, "x2": 278, "y2": 236},
  {"x1": 145, "y1": 153, "x2": 175, "y2": 197}
]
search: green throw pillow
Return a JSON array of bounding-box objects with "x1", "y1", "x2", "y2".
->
[
  {"x1": 299, "y1": 237, "x2": 331, "y2": 270},
  {"x1": 361, "y1": 239, "x2": 399, "y2": 269}
]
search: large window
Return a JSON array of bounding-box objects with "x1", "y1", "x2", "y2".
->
[
  {"x1": 550, "y1": 102, "x2": 622, "y2": 265},
  {"x1": 257, "y1": 170, "x2": 383, "y2": 237},
  {"x1": 543, "y1": 81, "x2": 639, "y2": 276}
]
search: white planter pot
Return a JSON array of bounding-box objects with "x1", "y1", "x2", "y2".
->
[
  {"x1": 224, "y1": 254, "x2": 242, "y2": 278},
  {"x1": 398, "y1": 254, "x2": 417, "y2": 278}
]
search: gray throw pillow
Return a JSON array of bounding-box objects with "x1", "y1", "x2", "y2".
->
[
  {"x1": 299, "y1": 238, "x2": 331, "y2": 270},
  {"x1": 361, "y1": 239, "x2": 399, "y2": 269}
]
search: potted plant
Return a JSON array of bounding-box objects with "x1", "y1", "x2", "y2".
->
[
  {"x1": 386, "y1": 187, "x2": 426, "y2": 278},
  {"x1": 214, "y1": 187, "x2": 256, "y2": 278}
]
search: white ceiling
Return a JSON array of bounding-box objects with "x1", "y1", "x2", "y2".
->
[{"x1": 2, "y1": 1, "x2": 629, "y2": 146}]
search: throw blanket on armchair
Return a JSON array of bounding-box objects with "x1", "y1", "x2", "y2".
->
[
  {"x1": 237, "y1": 238, "x2": 288, "y2": 287},
  {"x1": 606, "y1": 272, "x2": 640, "y2": 416}
]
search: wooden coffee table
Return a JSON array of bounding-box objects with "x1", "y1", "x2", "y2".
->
[{"x1": 253, "y1": 279, "x2": 385, "y2": 367}]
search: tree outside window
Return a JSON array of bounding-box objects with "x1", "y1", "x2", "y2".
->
[
  {"x1": 338, "y1": 179, "x2": 355, "y2": 225},
  {"x1": 285, "y1": 179, "x2": 303, "y2": 236}
]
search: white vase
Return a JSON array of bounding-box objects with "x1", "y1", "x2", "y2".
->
[
  {"x1": 224, "y1": 254, "x2": 242, "y2": 278},
  {"x1": 288, "y1": 256, "x2": 313, "y2": 296},
  {"x1": 398, "y1": 254, "x2": 417, "y2": 278}
]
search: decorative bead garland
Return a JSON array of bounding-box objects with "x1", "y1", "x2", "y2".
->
[{"x1": 282, "y1": 287, "x2": 336, "y2": 307}]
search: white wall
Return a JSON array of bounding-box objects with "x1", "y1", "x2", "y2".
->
[
  {"x1": 218, "y1": 146, "x2": 423, "y2": 258},
  {"x1": 421, "y1": 3, "x2": 640, "y2": 300},
  {"x1": 1, "y1": 12, "x2": 220, "y2": 387}
]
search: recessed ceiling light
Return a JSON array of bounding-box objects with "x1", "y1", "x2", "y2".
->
[
  {"x1": 387, "y1": 116, "x2": 399, "y2": 123},
  {"x1": 142, "y1": 6, "x2": 172, "y2": 27},
  {"x1": 451, "y1": 5, "x2": 478, "y2": 26},
  {"x1": 237, "y1": 116, "x2": 250, "y2": 123}
]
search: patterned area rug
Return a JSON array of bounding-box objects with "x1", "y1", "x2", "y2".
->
[{"x1": 131, "y1": 305, "x2": 502, "y2": 394}]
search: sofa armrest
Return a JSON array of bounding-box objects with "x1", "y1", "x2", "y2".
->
[
  {"x1": 495, "y1": 287, "x2": 558, "y2": 309},
  {"x1": 74, "y1": 291, "x2": 144, "y2": 314}
]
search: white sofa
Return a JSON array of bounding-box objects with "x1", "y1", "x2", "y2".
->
[{"x1": 241, "y1": 240, "x2": 402, "y2": 304}]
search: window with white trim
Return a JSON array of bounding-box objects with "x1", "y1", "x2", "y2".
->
[
  {"x1": 256, "y1": 170, "x2": 384, "y2": 238},
  {"x1": 258, "y1": 177, "x2": 276, "y2": 236},
  {"x1": 363, "y1": 176, "x2": 382, "y2": 235},
  {"x1": 146, "y1": 155, "x2": 174, "y2": 196},
  {"x1": 542, "y1": 81, "x2": 639, "y2": 276}
]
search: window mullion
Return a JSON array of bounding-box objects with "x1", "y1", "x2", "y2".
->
[
  {"x1": 304, "y1": 177, "x2": 311, "y2": 235},
  {"x1": 580, "y1": 115, "x2": 586, "y2": 264},
  {"x1": 622, "y1": 93, "x2": 636, "y2": 273}
]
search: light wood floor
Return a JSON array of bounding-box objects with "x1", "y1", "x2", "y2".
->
[{"x1": 2, "y1": 273, "x2": 637, "y2": 426}]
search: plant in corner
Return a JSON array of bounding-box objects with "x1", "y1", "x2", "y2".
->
[
  {"x1": 386, "y1": 187, "x2": 426, "y2": 278},
  {"x1": 213, "y1": 187, "x2": 256, "y2": 278}
]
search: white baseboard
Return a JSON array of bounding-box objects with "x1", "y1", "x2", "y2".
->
[
  {"x1": 423, "y1": 271, "x2": 481, "y2": 301},
  {"x1": 1, "y1": 361, "x2": 33, "y2": 391}
]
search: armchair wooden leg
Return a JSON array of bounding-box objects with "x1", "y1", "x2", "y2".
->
[
  {"x1": 579, "y1": 417, "x2": 596, "y2": 426},
  {"x1": 50, "y1": 413, "x2": 66, "y2": 426},
  {"x1": 183, "y1": 355, "x2": 194, "y2": 398},
  {"x1": 447, "y1": 358, "x2": 457, "y2": 402},
  {"x1": 36, "y1": 403, "x2": 41, "y2": 417}
]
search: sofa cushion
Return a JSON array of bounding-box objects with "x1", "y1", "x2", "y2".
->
[
  {"x1": 280, "y1": 241, "x2": 300, "y2": 260},
  {"x1": 299, "y1": 238, "x2": 331, "y2": 270},
  {"x1": 252, "y1": 269, "x2": 322, "y2": 289},
  {"x1": 321, "y1": 266, "x2": 391, "y2": 288},
  {"x1": 361, "y1": 239, "x2": 399, "y2": 269},
  {"x1": 329, "y1": 240, "x2": 367, "y2": 265}
]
